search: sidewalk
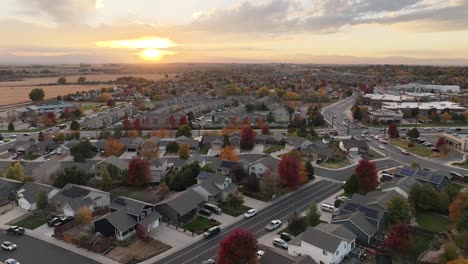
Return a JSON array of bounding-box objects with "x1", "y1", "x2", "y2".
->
[{"x1": 0, "y1": 206, "x2": 28, "y2": 225}]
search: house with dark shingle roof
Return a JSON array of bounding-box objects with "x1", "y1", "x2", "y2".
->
[
  {"x1": 17, "y1": 182, "x2": 59, "y2": 211},
  {"x1": 155, "y1": 189, "x2": 204, "y2": 224},
  {"x1": 50, "y1": 184, "x2": 110, "y2": 217},
  {"x1": 393, "y1": 166, "x2": 450, "y2": 191},
  {"x1": 339, "y1": 139, "x2": 369, "y2": 156},
  {"x1": 94, "y1": 196, "x2": 161, "y2": 241},
  {"x1": 190, "y1": 171, "x2": 237, "y2": 202},
  {"x1": 0, "y1": 178, "x2": 22, "y2": 206},
  {"x1": 248, "y1": 155, "x2": 280, "y2": 179},
  {"x1": 258, "y1": 245, "x2": 317, "y2": 264},
  {"x1": 288, "y1": 223, "x2": 356, "y2": 264}
]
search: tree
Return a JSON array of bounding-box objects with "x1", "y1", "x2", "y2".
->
[
  {"x1": 256, "y1": 87, "x2": 270, "y2": 98},
  {"x1": 305, "y1": 161, "x2": 314, "y2": 179},
  {"x1": 98, "y1": 93, "x2": 112, "y2": 102},
  {"x1": 240, "y1": 126, "x2": 255, "y2": 151},
  {"x1": 136, "y1": 224, "x2": 150, "y2": 243},
  {"x1": 217, "y1": 229, "x2": 258, "y2": 264},
  {"x1": 122, "y1": 118, "x2": 132, "y2": 130},
  {"x1": 279, "y1": 154, "x2": 300, "y2": 188},
  {"x1": 178, "y1": 115, "x2": 188, "y2": 126},
  {"x1": 450, "y1": 191, "x2": 468, "y2": 230},
  {"x1": 106, "y1": 99, "x2": 115, "y2": 107},
  {"x1": 407, "y1": 128, "x2": 420, "y2": 140},
  {"x1": 36, "y1": 189, "x2": 48, "y2": 210},
  {"x1": 40, "y1": 112, "x2": 56, "y2": 126},
  {"x1": 168, "y1": 115, "x2": 177, "y2": 129},
  {"x1": 305, "y1": 203, "x2": 321, "y2": 227},
  {"x1": 176, "y1": 125, "x2": 192, "y2": 138},
  {"x1": 107, "y1": 164, "x2": 122, "y2": 180},
  {"x1": 441, "y1": 112, "x2": 452, "y2": 122},
  {"x1": 220, "y1": 146, "x2": 239, "y2": 161},
  {"x1": 246, "y1": 172, "x2": 259, "y2": 193},
  {"x1": 387, "y1": 196, "x2": 411, "y2": 225},
  {"x1": 7, "y1": 122, "x2": 14, "y2": 131},
  {"x1": 70, "y1": 140, "x2": 96, "y2": 162},
  {"x1": 133, "y1": 117, "x2": 142, "y2": 130},
  {"x1": 354, "y1": 160, "x2": 378, "y2": 194},
  {"x1": 54, "y1": 166, "x2": 91, "y2": 188},
  {"x1": 159, "y1": 181, "x2": 169, "y2": 199},
  {"x1": 446, "y1": 259, "x2": 468, "y2": 264},
  {"x1": 231, "y1": 164, "x2": 247, "y2": 183},
  {"x1": 225, "y1": 191, "x2": 244, "y2": 210},
  {"x1": 168, "y1": 162, "x2": 201, "y2": 191},
  {"x1": 344, "y1": 174, "x2": 359, "y2": 195},
  {"x1": 443, "y1": 243, "x2": 459, "y2": 263},
  {"x1": 29, "y1": 88, "x2": 45, "y2": 102},
  {"x1": 436, "y1": 137, "x2": 446, "y2": 149},
  {"x1": 6, "y1": 162, "x2": 24, "y2": 181},
  {"x1": 75, "y1": 206, "x2": 93, "y2": 225},
  {"x1": 288, "y1": 210, "x2": 305, "y2": 236},
  {"x1": 70, "y1": 120, "x2": 80, "y2": 130},
  {"x1": 127, "y1": 130, "x2": 139, "y2": 138},
  {"x1": 352, "y1": 107, "x2": 363, "y2": 121},
  {"x1": 260, "y1": 173, "x2": 278, "y2": 200},
  {"x1": 99, "y1": 167, "x2": 112, "y2": 191},
  {"x1": 104, "y1": 138, "x2": 125, "y2": 157},
  {"x1": 261, "y1": 125, "x2": 270, "y2": 135},
  {"x1": 179, "y1": 143, "x2": 190, "y2": 159},
  {"x1": 242, "y1": 117, "x2": 250, "y2": 127},
  {"x1": 384, "y1": 224, "x2": 413, "y2": 253},
  {"x1": 257, "y1": 118, "x2": 264, "y2": 129},
  {"x1": 140, "y1": 140, "x2": 159, "y2": 160},
  {"x1": 57, "y1": 77, "x2": 67, "y2": 84},
  {"x1": 128, "y1": 158, "x2": 150, "y2": 187},
  {"x1": 77, "y1": 76, "x2": 86, "y2": 84},
  {"x1": 410, "y1": 184, "x2": 449, "y2": 212},
  {"x1": 166, "y1": 141, "x2": 179, "y2": 153},
  {"x1": 388, "y1": 122, "x2": 399, "y2": 138}
]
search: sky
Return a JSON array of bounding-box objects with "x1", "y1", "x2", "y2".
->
[{"x1": 1, "y1": 0, "x2": 468, "y2": 65}]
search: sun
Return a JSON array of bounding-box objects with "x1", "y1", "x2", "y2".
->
[{"x1": 139, "y1": 48, "x2": 163, "y2": 61}]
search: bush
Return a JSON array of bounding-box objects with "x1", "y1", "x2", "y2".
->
[
  {"x1": 408, "y1": 142, "x2": 415, "y2": 148},
  {"x1": 334, "y1": 199, "x2": 342, "y2": 208},
  {"x1": 443, "y1": 243, "x2": 458, "y2": 262}
]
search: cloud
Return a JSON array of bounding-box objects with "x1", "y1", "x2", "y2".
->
[
  {"x1": 189, "y1": 0, "x2": 468, "y2": 34},
  {"x1": 17, "y1": 0, "x2": 98, "y2": 24}
]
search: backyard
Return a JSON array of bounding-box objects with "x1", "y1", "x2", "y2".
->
[
  {"x1": 110, "y1": 187, "x2": 157, "y2": 203},
  {"x1": 391, "y1": 139, "x2": 434, "y2": 158},
  {"x1": 409, "y1": 233, "x2": 433, "y2": 261},
  {"x1": 416, "y1": 211, "x2": 451, "y2": 233},
  {"x1": 218, "y1": 202, "x2": 251, "y2": 217},
  {"x1": 8, "y1": 213, "x2": 48, "y2": 230},
  {"x1": 182, "y1": 216, "x2": 220, "y2": 234},
  {"x1": 264, "y1": 145, "x2": 285, "y2": 154}
]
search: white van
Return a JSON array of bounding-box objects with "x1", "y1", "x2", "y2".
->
[{"x1": 321, "y1": 203, "x2": 336, "y2": 213}]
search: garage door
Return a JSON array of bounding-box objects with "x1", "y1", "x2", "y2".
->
[
  {"x1": 64, "y1": 207, "x2": 74, "y2": 217},
  {"x1": 19, "y1": 200, "x2": 31, "y2": 211}
]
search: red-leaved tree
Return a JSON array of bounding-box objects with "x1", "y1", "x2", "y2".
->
[
  {"x1": 217, "y1": 229, "x2": 258, "y2": 264},
  {"x1": 128, "y1": 157, "x2": 150, "y2": 186},
  {"x1": 136, "y1": 224, "x2": 150, "y2": 243},
  {"x1": 240, "y1": 126, "x2": 255, "y2": 151},
  {"x1": 388, "y1": 122, "x2": 399, "y2": 138},
  {"x1": 279, "y1": 154, "x2": 300, "y2": 188},
  {"x1": 354, "y1": 160, "x2": 378, "y2": 194},
  {"x1": 107, "y1": 99, "x2": 115, "y2": 107},
  {"x1": 449, "y1": 191, "x2": 468, "y2": 224},
  {"x1": 261, "y1": 125, "x2": 270, "y2": 135},
  {"x1": 384, "y1": 224, "x2": 413, "y2": 253},
  {"x1": 122, "y1": 117, "x2": 131, "y2": 130},
  {"x1": 168, "y1": 115, "x2": 177, "y2": 129},
  {"x1": 134, "y1": 117, "x2": 142, "y2": 130},
  {"x1": 436, "y1": 137, "x2": 446, "y2": 149},
  {"x1": 179, "y1": 115, "x2": 188, "y2": 126}
]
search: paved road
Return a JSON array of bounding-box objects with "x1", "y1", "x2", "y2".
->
[
  {"x1": 0, "y1": 233, "x2": 98, "y2": 264},
  {"x1": 154, "y1": 180, "x2": 341, "y2": 264}
]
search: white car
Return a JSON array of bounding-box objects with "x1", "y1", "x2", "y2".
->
[
  {"x1": 379, "y1": 145, "x2": 385, "y2": 150},
  {"x1": 244, "y1": 209, "x2": 257, "y2": 219},
  {"x1": 273, "y1": 238, "x2": 289, "y2": 249},
  {"x1": 1, "y1": 241, "x2": 17, "y2": 251},
  {"x1": 266, "y1": 220, "x2": 282, "y2": 231},
  {"x1": 401, "y1": 149, "x2": 410, "y2": 155},
  {"x1": 5, "y1": 259, "x2": 20, "y2": 264},
  {"x1": 257, "y1": 250, "x2": 265, "y2": 258},
  {"x1": 336, "y1": 196, "x2": 350, "y2": 202}
]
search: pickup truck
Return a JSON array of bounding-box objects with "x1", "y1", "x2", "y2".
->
[{"x1": 5, "y1": 226, "x2": 25, "y2": 236}]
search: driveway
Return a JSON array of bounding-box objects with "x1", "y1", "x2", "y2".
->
[
  {"x1": 0, "y1": 206, "x2": 28, "y2": 225},
  {"x1": 243, "y1": 196, "x2": 269, "y2": 211}
]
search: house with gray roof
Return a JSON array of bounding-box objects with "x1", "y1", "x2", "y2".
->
[
  {"x1": 339, "y1": 139, "x2": 369, "y2": 157},
  {"x1": 17, "y1": 182, "x2": 59, "y2": 211},
  {"x1": 248, "y1": 155, "x2": 280, "y2": 179},
  {"x1": 258, "y1": 245, "x2": 317, "y2": 264},
  {"x1": 380, "y1": 176, "x2": 421, "y2": 198},
  {"x1": 190, "y1": 171, "x2": 237, "y2": 202},
  {"x1": 285, "y1": 136, "x2": 313, "y2": 151},
  {"x1": 155, "y1": 189, "x2": 204, "y2": 224},
  {"x1": 393, "y1": 166, "x2": 450, "y2": 191},
  {"x1": 31, "y1": 159, "x2": 61, "y2": 184},
  {"x1": 149, "y1": 158, "x2": 169, "y2": 183},
  {"x1": 91, "y1": 156, "x2": 129, "y2": 177},
  {"x1": 288, "y1": 223, "x2": 356, "y2": 264},
  {"x1": 50, "y1": 184, "x2": 110, "y2": 217},
  {"x1": 0, "y1": 178, "x2": 22, "y2": 206},
  {"x1": 94, "y1": 196, "x2": 161, "y2": 241}
]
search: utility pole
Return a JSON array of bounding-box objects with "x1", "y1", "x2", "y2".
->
[
  {"x1": 331, "y1": 114, "x2": 335, "y2": 128},
  {"x1": 347, "y1": 121, "x2": 350, "y2": 136}
]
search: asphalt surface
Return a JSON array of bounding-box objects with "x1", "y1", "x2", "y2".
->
[
  {"x1": 0, "y1": 233, "x2": 98, "y2": 264},
  {"x1": 154, "y1": 180, "x2": 341, "y2": 264}
]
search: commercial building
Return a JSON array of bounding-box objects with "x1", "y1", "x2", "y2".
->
[
  {"x1": 443, "y1": 132, "x2": 468, "y2": 152},
  {"x1": 395, "y1": 83, "x2": 460, "y2": 94}
]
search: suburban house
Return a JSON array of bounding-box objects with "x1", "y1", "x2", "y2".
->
[
  {"x1": 380, "y1": 176, "x2": 421, "y2": 198},
  {"x1": 17, "y1": 182, "x2": 59, "y2": 211},
  {"x1": 94, "y1": 196, "x2": 161, "y2": 241},
  {"x1": 302, "y1": 141, "x2": 335, "y2": 161},
  {"x1": 155, "y1": 189, "x2": 204, "y2": 224},
  {"x1": 149, "y1": 158, "x2": 169, "y2": 183},
  {"x1": 176, "y1": 136, "x2": 199, "y2": 150},
  {"x1": 119, "y1": 137, "x2": 145, "y2": 152},
  {"x1": 0, "y1": 178, "x2": 22, "y2": 206},
  {"x1": 217, "y1": 160, "x2": 240, "y2": 176},
  {"x1": 91, "y1": 156, "x2": 129, "y2": 177},
  {"x1": 248, "y1": 156, "x2": 280, "y2": 179},
  {"x1": 50, "y1": 184, "x2": 111, "y2": 217},
  {"x1": 201, "y1": 136, "x2": 224, "y2": 149},
  {"x1": 285, "y1": 136, "x2": 313, "y2": 151},
  {"x1": 288, "y1": 224, "x2": 356, "y2": 264},
  {"x1": 190, "y1": 171, "x2": 237, "y2": 202},
  {"x1": 258, "y1": 246, "x2": 317, "y2": 264},
  {"x1": 255, "y1": 133, "x2": 284, "y2": 145},
  {"x1": 393, "y1": 166, "x2": 450, "y2": 191},
  {"x1": 339, "y1": 139, "x2": 369, "y2": 156}
]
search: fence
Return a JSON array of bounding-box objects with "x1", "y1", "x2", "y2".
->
[
  {"x1": 92, "y1": 207, "x2": 110, "y2": 218},
  {"x1": 53, "y1": 219, "x2": 80, "y2": 239}
]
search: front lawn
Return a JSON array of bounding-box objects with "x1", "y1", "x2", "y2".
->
[
  {"x1": 264, "y1": 145, "x2": 285, "y2": 154},
  {"x1": 320, "y1": 159, "x2": 350, "y2": 169},
  {"x1": 182, "y1": 216, "x2": 220, "y2": 234},
  {"x1": 452, "y1": 162, "x2": 468, "y2": 170},
  {"x1": 8, "y1": 213, "x2": 48, "y2": 230},
  {"x1": 218, "y1": 202, "x2": 251, "y2": 217},
  {"x1": 409, "y1": 233, "x2": 432, "y2": 261},
  {"x1": 22, "y1": 153, "x2": 41, "y2": 160},
  {"x1": 391, "y1": 139, "x2": 434, "y2": 158},
  {"x1": 416, "y1": 211, "x2": 450, "y2": 233},
  {"x1": 107, "y1": 238, "x2": 171, "y2": 264}
]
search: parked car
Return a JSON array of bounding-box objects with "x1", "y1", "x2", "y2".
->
[
  {"x1": 316, "y1": 158, "x2": 323, "y2": 164},
  {"x1": 257, "y1": 250, "x2": 265, "y2": 258},
  {"x1": 203, "y1": 226, "x2": 220, "y2": 239},
  {"x1": 423, "y1": 142, "x2": 433, "y2": 147},
  {"x1": 53, "y1": 216, "x2": 74, "y2": 227},
  {"x1": 204, "y1": 203, "x2": 222, "y2": 215},
  {"x1": 5, "y1": 259, "x2": 20, "y2": 264},
  {"x1": 266, "y1": 220, "x2": 282, "y2": 231},
  {"x1": 6, "y1": 226, "x2": 24, "y2": 236},
  {"x1": 199, "y1": 208, "x2": 212, "y2": 217},
  {"x1": 378, "y1": 145, "x2": 385, "y2": 150},
  {"x1": 244, "y1": 209, "x2": 257, "y2": 219},
  {"x1": 280, "y1": 232, "x2": 294, "y2": 242},
  {"x1": 321, "y1": 203, "x2": 337, "y2": 213},
  {"x1": 401, "y1": 149, "x2": 409, "y2": 155},
  {"x1": 273, "y1": 238, "x2": 288, "y2": 249},
  {"x1": 1, "y1": 241, "x2": 17, "y2": 251},
  {"x1": 23, "y1": 133, "x2": 30, "y2": 136},
  {"x1": 336, "y1": 196, "x2": 350, "y2": 202},
  {"x1": 201, "y1": 259, "x2": 215, "y2": 264},
  {"x1": 47, "y1": 217, "x2": 61, "y2": 227}
]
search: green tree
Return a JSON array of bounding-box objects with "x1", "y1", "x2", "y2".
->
[
  {"x1": 107, "y1": 164, "x2": 122, "y2": 180},
  {"x1": 70, "y1": 140, "x2": 97, "y2": 162},
  {"x1": 166, "y1": 142, "x2": 179, "y2": 153},
  {"x1": 70, "y1": 120, "x2": 80, "y2": 130},
  {"x1": 36, "y1": 189, "x2": 48, "y2": 210},
  {"x1": 266, "y1": 112, "x2": 275, "y2": 123},
  {"x1": 168, "y1": 162, "x2": 201, "y2": 191},
  {"x1": 29, "y1": 88, "x2": 45, "y2": 102},
  {"x1": 6, "y1": 162, "x2": 24, "y2": 181},
  {"x1": 99, "y1": 167, "x2": 112, "y2": 191},
  {"x1": 387, "y1": 196, "x2": 412, "y2": 224},
  {"x1": 352, "y1": 107, "x2": 363, "y2": 121},
  {"x1": 225, "y1": 191, "x2": 244, "y2": 209},
  {"x1": 305, "y1": 161, "x2": 314, "y2": 179},
  {"x1": 57, "y1": 77, "x2": 67, "y2": 84},
  {"x1": 288, "y1": 210, "x2": 305, "y2": 236},
  {"x1": 259, "y1": 174, "x2": 278, "y2": 200},
  {"x1": 8, "y1": 122, "x2": 14, "y2": 131},
  {"x1": 406, "y1": 128, "x2": 420, "y2": 140},
  {"x1": 53, "y1": 166, "x2": 91, "y2": 188},
  {"x1": 176, "y1": 125, "x2": 192, "y2": 138},
  {"x1": 344, "y1": 174, "x2": 358, "y2": 195},
  {"x1": 305, "y1": 203, "x2": 321, "y2": 227}
]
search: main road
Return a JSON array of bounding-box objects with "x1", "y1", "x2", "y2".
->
[{"x1": 154, "y1": 180, "x2": 341, "y2": 264}]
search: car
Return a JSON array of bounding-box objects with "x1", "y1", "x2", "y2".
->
[
  {"x1": 1, "y1": 241, "x2": 17, "y2": 251},
  {"x1": 450, "y1": 171, "x2": 462, "y2": 178},
  {"x1": 365, "y1": 137, "x2": 371, "y2": 142},
  {"x1": 6, "y1": 226, "x2": 25, "y2": 236},
  {"x1": 379, "y1": 145, "x2": 385, "y2": 150},
  {"x1": 423, "y1": 142, "x2": 433, "y2": 147},
  {"x1": 201, "y1": 259, "x2": 215, "y2": 264},
  {"x1": 204, "y1": 203, "x2": 222, "y2": 215},
  {"x1": 436, "y1": 128, "x2": 443, "y2": 131},
  {"x1": 424, "y1": 127, "x2": 431, "y2": 131},
  {"x1": 54, "y1": 216, "x2": 74, "y2": 227},
  {"x1": 341, "y1": 181, "x2": 346, "y2": 188},
  {"x1": 257, "y1": 250, "x2": 265, "y2": 258},
  {"x1": 244, "y1": 209, "x2": 257, "y2": 219},
  {"x1": 399, "y1": 128, "x2": 407, "y2": 131},
  {"x1": 280, "y1": 232, "x2": 294, "y2": 242},
  {"x1": 266, "y1": 220, "x2": 282, "y2": 231},
  {"x1": 5, "y1": 259, "x2": 20, "y2": 264},
  {"x1": 336, "y1": 196, "x2": 350, "y2": 202},
  {"x1": 401, "y1": 149, "x2": 409, "y2": 155},
  {"x1": 374, "y1": 135, "x2": 380, "y2": 140},
  {"x1": 47, "y1": 217, "x2": 61, "y2": 227},
  {"x1": 379, "y1": 139, "x2": 388, "y2": 144},
  {"x1": 454, "y1": 128, "x2": 462, "y2": 131},
  {"x1": 273, "y1": 238, "x2": 288, "y2": 249},
  {"x1": 316, "y1": 158, "x2": 323, "y2": 164},
  {"x1": 9, "y1": 135, "x2": 17, "y2": 138},
  {"x1": 198, "y1": 208, "x2": 212, "y2": 217},
  {"x1": 23, "y1": 133, "x2": 30, "y2": 136},
  {"x1": 203, "y1": 226, "x2": 220, "y2": 239}
]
